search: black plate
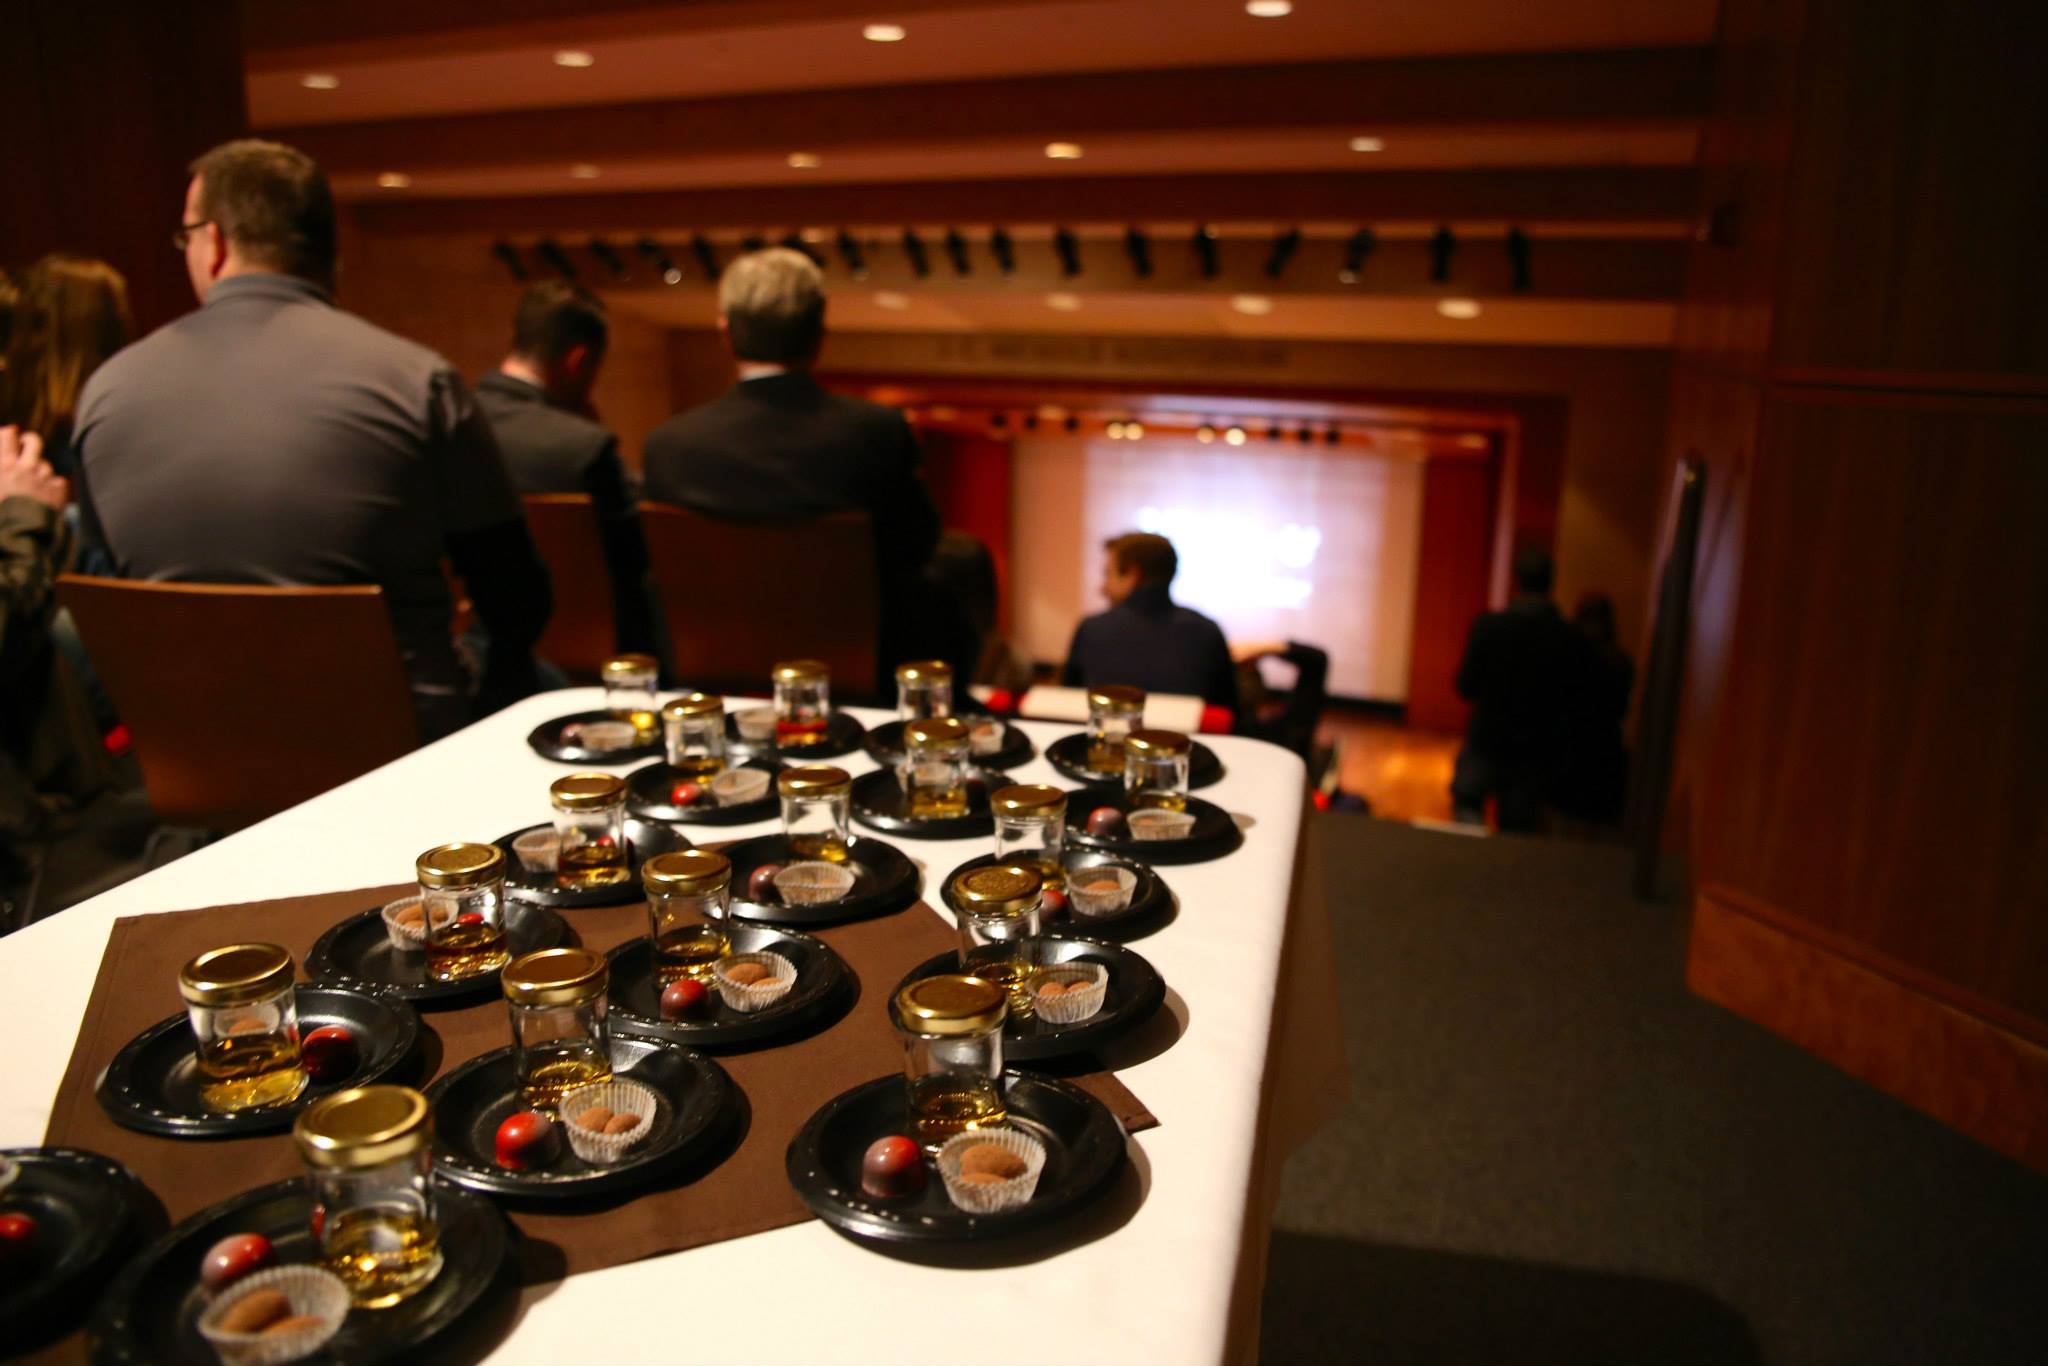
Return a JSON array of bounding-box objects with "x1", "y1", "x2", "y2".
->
[
  {"x1": 89, "y1": 1176, "x2": 511, "y2": 1366},
  {"x1": 849, "y1": 766, "x2": 1004, "y2": 840},
  {"x1": 494, "y1": 817, "x2": 691, "y2": 909},
  {"x1": 0, "y1": 1147, "x2": 152, "y2": 1344},
  {"x1": 944, "y1": 849, "x2": 1177, "y2": 942},
  {"x1": 1044, "y1": 731, "x2": 1225, "y2": 789},
  {"x1": 306, "y1": 899, "x2": 568, "y2": 1007},
  {"x1": 891, "y1": 937, "x2": 1165, "y2": 1061},
  {"x1": 724, "y1": 708, "x2": 867, "y2": 760},
  {"x1": 786, "y1": 1072, "x2": 1126, "y2": 1243},
  {"x1": 526, "y1": 708, "x2": 663, "y2": 765},
  {"x1": 1063, "y1": 789, "x2": 1243, "y2": 864},
  {"x1": 720, "y1": 832, "x2": 922, "y2": 927},
  {"x1": 863, "y1": 719, "x2": 1037, "y2": 771},
  {"x1": 95, "y1": 987, "x2": 420, "y2": 1139},
  {"x1": 426, "y1": 1035, "x2": 733, "y2": 1200},
  {"x1": 623, "y1": 756, "x2": 783, "y2": 825},
  {"x1": 606, "y1": 925, "x2": 851, "y2": 1051}
]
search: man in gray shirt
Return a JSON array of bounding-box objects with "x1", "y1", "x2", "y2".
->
[{"x1": 72, "y1": 139, "x2": 550, "y2": 740}]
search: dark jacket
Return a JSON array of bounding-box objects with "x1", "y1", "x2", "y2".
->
[
  {"x1": 1454, "y1": 596, "x2": 1594, "y2": 775},
  {"x1": 1, "y1": 497, "x2": 109, "y2": 836},
  {"x1": 1061, "y1": 584, "x2": 1240, "y2": 710}
]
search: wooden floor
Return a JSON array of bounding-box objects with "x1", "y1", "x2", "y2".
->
[{"x1": 1315, "y1": 710, "x2": 1460, "y2": 824}]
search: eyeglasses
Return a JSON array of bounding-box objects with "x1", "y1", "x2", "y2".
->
[{"x1": 171, "y1": 219, "x2": 212, "y2": 251}]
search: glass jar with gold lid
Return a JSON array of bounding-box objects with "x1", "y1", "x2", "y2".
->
[
  {"x1": 894, "y1": 659, "x2": 953, "y2": 721},
  {"x1": 1124, "y1": 728, "x2": 1192, "y2": 811},
  {"x1": 1086, "y1": 684, "x2": 1146, "y2": 774},
  {"x1": 600, "y1": 654, "x2": 661, "y2": 737},
  {"x1": 660, "y1": 691, "x2": 727, "y2": 782},
  {"x1": 948, "y1": 862, "x2": 1044, "y2": 1017},
  {"x1": 770, "y1": 659, "x2": 831, "y2": 748},
  {"x1": 179, "y1": 943, "x2": 308, "y2": 1113},
  {"x1": 550, "y1": 772, "x2": 630, "y2": 890},
  {"x1": 894, "y1": 974, "x2": 1008, "y2": 1151},
  {"x1": 900, "y1": 716, "x2": 972, "y2": 821},
  {"x1": 778, "y1": 765, "x2": 851, "y2": 863},
  {"x1": 644, "y1": 849, "x2": 732, "y2": 984},
  {"x1": 991, "y1": 784, "x2": 1069, "y2": 891},
  {"x1": 502, "y1": 947, "x2": 613, "y2": 1108},
  {"x1": 294, "y1": 1084, "x2": 443, "y2": 1308},
  {"x1": 416, "y1": 842, "x2": 509, "y2": 982}
]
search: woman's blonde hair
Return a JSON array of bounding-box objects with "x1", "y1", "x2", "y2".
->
[{"x1": 1, "y1": 254, "x2": 132, "y2": 446}]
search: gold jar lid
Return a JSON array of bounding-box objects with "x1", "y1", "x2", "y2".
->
[
  {"x1": 502, "y1": 946, "x2": 609, "y2": 1007},
  {"x1": 903, "y1": 716, "x2": 970, "y2": 749},
  {"x1": 600, "y1": 653, "x2": 659, "y2": 680},
  {"x1": 643, "y1": 849, "x2": 731, "y2": 895},
  {"x1": 550, "y1": 771, "x2": 627, "y2": 811},
  {"x1": 661, "y1": 691, "x2": 724, "y2": 720},
  {"x1": 294, "y1": 1085, "x2": 432, "y2": 1170},
  {"x1": 179, "y1": 943, "x2": 294, "y2": 1007},
  {"x1": 416, "y1": 841, "x2": 505, "y2": 890},
  {"x1": 990, "y1": 783, "x2": 1066, "y2": 816},
  {"x1": 771, "y1": 659, "x2": 829, "y2": 684},
  {"x1": 778, "y1": 765, "x2": 851, "y2": 796},
  {"x1": 1087, "y1": 684, "x2": 1145, "y2": 712},
  {"x1": 1124, "y1": 728, "x2": 1191, "y2": 757},
  {"x1": 950, "y1": 862, "x2": 1043, "y2": 915},
  {"x1": 895, "y1": 974, "x2": 1007, "y2": 1036},
  {"x1": 895, "y1": 660, "x2": 952, "y2": 684}
]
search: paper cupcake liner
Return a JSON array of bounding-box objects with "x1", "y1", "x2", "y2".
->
[
  {"x1": 380, "y1": 896, "x2": 453, "y2": 952},
  {"x1": 1127, "y1": 808, "x2": 1196, "y2": 841},
  {"x1": 968, "y1": 723, "x2": 1004, "y2": 756},
  {"x1": 1031, "y1": 962, "x2": 1108, "y2": 1024},
  {"x1": 709, "y1": 768, "x2": 771, "y2": 806},
  {"x1": 560, "y1": 1080, "x2": 658, "y2": 1165},
  {"x1": 566, "y1": 719, "x2": 638, "y2": 753},
  {"x1": 1067, "y1": 867, "x2": 1137, "y2": 917},
  {"x1": 198, "y1": 1265, "x2": 350, "y2": 1365},
  {"x1": 713, "y1": 951, "x2": 796, "y2": 1013},
  {"x1": 734, "y1": 709, "x2": 777, "y2": 742},
  {"x1": 937, "y1": 1127, "x2": 1047, "y2": 1214},
  {"x1": 0, "y1": 1156, "x2": 18, "y2": 1196},
  {"x1": 774, "y1": 861, "x2": 855, "y2": 906},
  {"x1": 511, "y1": 829, "x2": 561, "y2": 874}
]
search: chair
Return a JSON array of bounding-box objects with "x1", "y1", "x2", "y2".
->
[
  {"x1": 522, "y1": 493, "x2": 619, "y2": 679},
  {"x1": 641, "y1": 503, "x2": 878, "y2": 697},
  {"x1": 55, "y1": 576, "x2": 419, "y2": 834}
]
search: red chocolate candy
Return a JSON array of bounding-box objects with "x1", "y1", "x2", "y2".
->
[
  {"x1": 200, "y1": 1232, "x2": 274, "y2": 1293},
  {"x1": 668, "y1": 780, "x2": 704, "y2": 807},
  {"x1": 747, "y1": 863, "x2": 784, "y2": 902},
  {"x1": 300, "y1": 1025, "x2": 358, "y2": 1082},
  {"x1": 1041, "y1": 886, "x2": 1069, "y2": 917},
  {"x1": 1085, "y1": 807, "x2": 1126, "y2": 837},
  {"x1": 859, "y1": 1134, "x2": 925, "y2": 1199},
  {"x1": 660, "y1": 977, "x2": 709, "y2": 1019},
  {"x1": 0, "y1": 1212, "x2": 36, "y2": 1269},
  {"x1": 494, "y1": 1111, "x2": 558, "y2": 1171},
  {"x1": 455, "y1": 912, "x2": 485, "y2": 926}
]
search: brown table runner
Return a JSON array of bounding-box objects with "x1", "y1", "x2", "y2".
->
[{"x1": 42, "y1": 883, "x2": 1156, "y2": 1291}]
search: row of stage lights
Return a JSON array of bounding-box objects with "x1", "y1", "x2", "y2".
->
[{"x1": 927, "y1": 410, "x2": 1347, "y2": 445}]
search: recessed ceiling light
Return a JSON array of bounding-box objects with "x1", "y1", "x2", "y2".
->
[
  {"x1": 874, "y1": 291, "x2": 910, "y2": 310},
  {"x1": 1225, "y1": 426, "x2": 1248, "y2": 446},
  {"x1": 1246, "y1": 0, "x2": 1293, "y2": 15},
  {"x1": 801, "y1": 227, "x2": 829, "y2": 243},
  {"x1": 300, "y1": 73, "x2": 340, "y2": 90},
  {"x1": 553, "y1": 50, "x2": 595, "y2": 68},
  {"x1": 1126, "y1": 421, "x2": 1145, "y2": 440},
  {"x1": 787, "y1": 152, "x2": 822, "y2": 170},
  {"x1": 1107, "y1": 421, "x2": 1128, "y2": 440},
  {"x1": 1045, "y1": 292, "x2": 1082, "y2": 311},
  {"x1": 1231, "y1": 294, "x2": 1273, "y2": 315},
  {"x1": 863, "y1": 22, "x2": 907, "y2": 42},
  {"x1": 1044, "y1": 142, "x2": 1084, "y2": 160},
  {"x1": 1437, "y1": 298, "x2": 1482, "y2": 319},
  {"x1": 1197, "y1": 424, "x2": 1217, "y2": 444},
  {"x1": 569, "y1": 163, "x2": 601, "y2": 179},
  {"x1": 375, "y1": 172, "x2": 411, "y2": 189},
  {"x1": 1349, "y1": 136, "x2": 1385, "y2": 153}
]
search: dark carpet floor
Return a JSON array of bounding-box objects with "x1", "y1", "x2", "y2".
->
[{"x1": 1260, "y1": 815, "x2": 2048, "y2": 1366}]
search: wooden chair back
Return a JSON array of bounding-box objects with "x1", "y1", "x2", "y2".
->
[
  {"x1": 56, "y1": 575, "x2": 419, "y2": 832},
  {"x1": 522, "y1": 494, "x2": 617, "y2": 678},
  {"x1": 640, "y1": 503, "x2": 878, "y2": 697}
]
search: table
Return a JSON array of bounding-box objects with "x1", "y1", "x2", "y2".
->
[{"x1": 0, "y1": 690, "x2": 1329, "y2": 1365}]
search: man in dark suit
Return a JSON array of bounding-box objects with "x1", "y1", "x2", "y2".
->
[
  {"x1": 641, "y1": 248, "x2": 948, "y2": 690},
  {"x1": 1061, "y1": 533, "x2": 1239, "y2": 710},
  {"x1": 474, "y1": 282, "x2": 655, "y2": 657}
]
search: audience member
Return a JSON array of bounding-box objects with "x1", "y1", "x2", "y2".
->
[
  {"x1": 1, "y1": 255, "x2": 132, "y2": 478},
  {"x1": 642, "y1": 248, "x2": 955, "y2": 690},
  {"x1": 70, "y1": 139, "x2": 551, "y2": 740},
  {"x1": 1061, "y1": 532, "x2": 1238, "y2": 709},
  {"x1": 475, "y1": 281, "x2": 656, "y2": 659},
  {"x1": 1233, "y1": 639, "x2": 1331, "y2": 758},
  {"x1": 1552, "y1": 592, "x2": 1633, "y2": 824},
  {"x1": 1449, "y1": 546, "x2": 1591, "y2": 832}
]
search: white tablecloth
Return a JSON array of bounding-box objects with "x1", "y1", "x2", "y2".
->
[{"x1": 0, "y1": 691, "x2": 1320, "y2": 1366}]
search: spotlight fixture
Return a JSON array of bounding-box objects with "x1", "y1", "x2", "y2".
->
[
  {"x1": 1296, "y1": 424, "x2": 1314, "y2": 443},
  {"x1": 1193, "y1": 225, "x2": 1219, "y2": 279},
  {"x1": 1265, "y1": 422, "x2": 1283, "y2": 441},
  {"x1": 1324, "y1": 424, "x2": 1341, "y2": 445},
  {"x1": 989, "y1": 411, "x2": 1010, "y2": 432},
  {"x1": 944, "y1": 229, "x2": 971, "y2": 276},
  {"x1": 589, "y1": 238, "x2": 627, "y2": 279},
  {"x1": 863, "y1": 22, "x2": 907, "y2": 42},
  {"x1": 1023, "y1": 412, "x2": 1040, "y2": 431},
  {"x1": 990, "y1": 227, "x2": 1016, "y2": 276},
  {"x1": 1264, "y1": 227, "x2": 1301, "y2": 279},
  {"x1": 490, "y1": 242, "x2": 527, "y2": 281},
  {"x1": 1339, "y1": 228, "x2": 1376, "y2": 284},
  {"x1": 781, "y1": 232, "x2": 823, "y2": 265},
  {"x1": 902, "y1": 228, "x2": 930, "y2": 278},
  {"x1": 1197, "y1": 423, "x2": 1217, "y2": 444},
  {"x1": 535, "y1": 239, "x2": 577, "y2": 279},
  {"x1": 837, "y1": 230, "x2": 868, "y2": 279},
  {"x1": 1429, "y1": 226, "x2": 1456, "y2": 283},
  {"x1": 635, "y1": 237, "x2": 682, "y2": 285},
  {"x1": 1124, "y1": 227, "x2": 1152, "y2": 279},
  {"x1": 690, "y1": 234, "x2": 719, "y2": 280},
  {"x1": 1506, "y1": 227, "x2": 1532, "y2": 292},
  {"x1": 1053, "y1": 228, "x2": 1081, "y2": 278},
  {"x1": 300, "y1": 73, "x2": 340, "y2": 90},
  {"x1": 1064, "y1": 415, "x2": 1080, "y2": 433},
  {"x1": 740, "y1": 234, "x2": 767, "y2": 255}
]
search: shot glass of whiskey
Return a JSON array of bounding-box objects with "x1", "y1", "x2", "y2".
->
[
  {"x1": 1123, "y1": 729, "x2": 1192, "y2": 811},
  {"x1": 949, "y1": 862, "x2": 1044, "y2": 1019},
  {"x1": 660, "y1": 691, "x2": 727, "y2": 783},
  {"x1": 991, "y1": 784, "x2": 1068, "y2": 891},
  {"x1": 643, "y1": 850, "x2": 732, "y2": 984},
  {"x1": 502, "y1": 947, "x2": 613, "y2": 1109},
  {"x1": 178, "y1": 942, "x2": 308, "y2": 1113},
  {"x1": 901, "y1": 716, "x2": 972, "y2": 820},
  {"x1": 894, "y1": 659, "x2": 954, "y2": 722},
  {"x1": 294, "y1": 1085, "x2": 443, "y2": 1308},
  {"x1": 416, "y1": 842, "x2": 510, "y2": 982},
  {"x1": 770, "y1": 659, "x2": 831, "y2": 748},
  {"x1": 600, "y1": 654, "x2": 661, "y2": 738},
  {"x1": 895, "y1": 974, "x2": 1007, "y2": 1152},
  {"x1": 778, "y1": 765, "x2": 852, "y2": 863},
  {"x1": 550, "y1": 772, "x2": 631, "y2": 890},
  {"x1": 1086, "y1": 685, "x2": 1145, "y2": 774}
]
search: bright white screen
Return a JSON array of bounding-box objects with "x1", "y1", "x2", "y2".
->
[{"x1": 1011, "y1": 436, "x2": 1424, "y2": 700}]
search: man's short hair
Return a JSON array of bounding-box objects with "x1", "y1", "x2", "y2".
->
[
  {"x1": 1106, "y1": 532, "x2": 1177, "y2": 589},
  {"x1": 512, "y1": 280, "x2": 608, "y2": 363},
  {"x1": 1512, "y1": 545, "x2": 1555, "y2": 596},
  {"x1": 189, "y1": 139, "x2": 337, "y2": 286},
  {"x1": 718, "y1": 248, "x2": 826, "y2": 364}
]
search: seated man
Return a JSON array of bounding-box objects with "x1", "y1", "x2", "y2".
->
[
  {"x1": 474, "y1": 281, "x2": 656, "y2": 659},
  {"x1": 641, "y1": 248, "x2": 946, "y2": 689},
  {"x1": 72, "y1": 139, "x2": 550, "y2": 740},
  {"x1": 1061, "y1": 532, "x2": 1239, "y2": 710}
]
